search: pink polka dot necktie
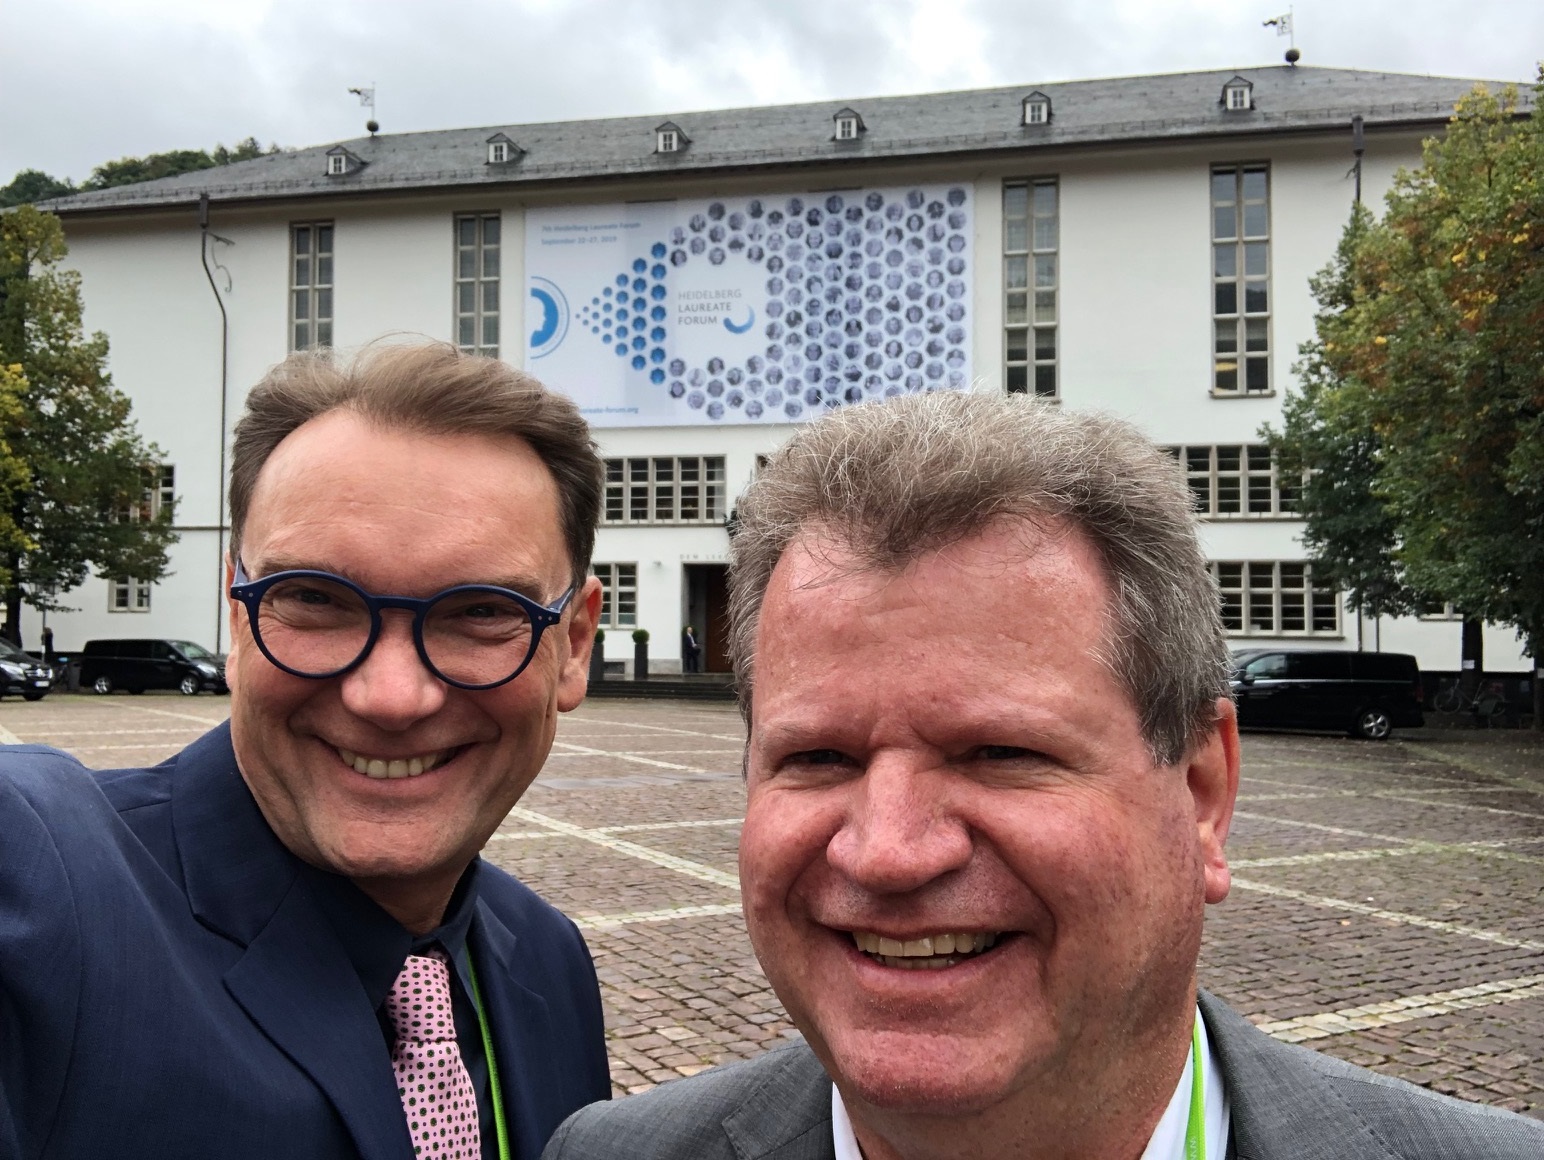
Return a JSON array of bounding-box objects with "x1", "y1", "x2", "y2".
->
[{"x1": 385, "y1": 949, "x2": 481, "y2": 1159}]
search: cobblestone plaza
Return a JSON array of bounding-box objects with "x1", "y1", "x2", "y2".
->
[{"x1": 3, "y1": 695, "x2": 1540, "y2": 1119}]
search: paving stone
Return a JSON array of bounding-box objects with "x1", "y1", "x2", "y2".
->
[{"x1": 6, "y1": 694, "x2": 1541, "y2": 1119}]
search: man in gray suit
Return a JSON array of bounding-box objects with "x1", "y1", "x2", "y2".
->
[{"x1": 545, "y1": 394, "x2": 1543, "y2": 1159}]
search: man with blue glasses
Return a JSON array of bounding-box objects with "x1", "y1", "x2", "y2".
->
[{"x1": 0, "y1": 343, "x2": 611, "y2": 1159}]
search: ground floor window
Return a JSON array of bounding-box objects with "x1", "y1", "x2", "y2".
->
[
  {"x1": 110, "y1": 577, "x2": 152, "y2": 612},
  {"x1": 1212, "y1": 561, "x2": 1337, "y2": 636},
  {"x1": 594, "y1": 563, "x2": 637, "y2": 627}
]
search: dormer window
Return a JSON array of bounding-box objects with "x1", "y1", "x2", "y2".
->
[
  {"x1": 1022, "y1": 92, "x2": 1052, "y2": 126},
  {"x1": 832, "y1": 107, "x2": 865, "y2": 142},
  {"x1": 485, "y1": 133, "x2": 520, "y2": 165},
  {"x1": 655, "y1": 122, "x2": 687, "y2": 154},
  {"x1": 1222, "y1": 77, "x2": 1254, "y2": 112},
  {"x1": 324, "y1": 146, "x2": 362, "y2": 177}
]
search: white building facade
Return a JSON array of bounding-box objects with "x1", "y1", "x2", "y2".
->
[{"x1": 32, "y1": 65, "x2": 1533, "y2": 674}]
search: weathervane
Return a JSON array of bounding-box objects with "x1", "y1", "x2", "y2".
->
[
  {"x1": 1263, "y1": 9, "x2": 1301, "y2": 65},
  {"x1": 348, "y1": 84, "x2": 379, "y2": 135}
]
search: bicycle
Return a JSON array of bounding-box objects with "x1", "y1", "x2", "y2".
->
[{"x1": 1432, "y1": 677, "x2": 1507, "y2": 722}]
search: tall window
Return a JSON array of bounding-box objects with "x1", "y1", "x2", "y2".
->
[
  {"x1": 1212, "y1": 562, "x2": 1338, "y2": 636},
  {"x1": 119, "y1": 464, "x2": 174, "y2": 523},
  {"x1": 110, "y1": 577, "x2": 152, "y2": 612},
  {"x1": 1004, "y1": 178, "x2": 1058, "y2": 398},
  {"x1": 603, "y1": 457, "x2": 726, "y2": 525},
  {"x1": 1211, "y1": 165, "x2": 1269, "y2": 394},
  {"x1": 455, "y1": 213, "x2": 500, "y2": 357},
  {"x1": 1165, "y1": 445, "x2": 1299, "y2": 517},
  {"x1": 593, "y1": 563, "x2": 638, "y2": 627},
  {"x1": 290, "y1": 222, "x2": 334, "y2": 350}
]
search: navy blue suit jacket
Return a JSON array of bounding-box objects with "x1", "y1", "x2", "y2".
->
[{"x1": 0, "y1": 724, "x2": 610, "y2": 1160}]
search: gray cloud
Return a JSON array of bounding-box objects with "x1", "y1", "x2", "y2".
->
[{"x1": 2, "y1": 0, "x2": 1539, "y2": 183}]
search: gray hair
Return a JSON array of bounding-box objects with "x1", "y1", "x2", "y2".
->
[{"x1": 727, "y1": 391, "x2": 1230, "y2": 766}]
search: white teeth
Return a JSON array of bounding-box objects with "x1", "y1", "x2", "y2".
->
[
  {"x1": 337, "y1": 747, "x2": 448, "y2": 779},
  {"x1": 852, "y1": 931, "x2": 1000, "y2": 962}
]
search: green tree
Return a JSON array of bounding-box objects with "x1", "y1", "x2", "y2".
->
[
  {"x1": 1270, "y1": 76, "x2": 1544, "y2": 724},
  {"x1": 82, "y1": 137, "x2": 279, "y2": 191},
  {"x1": 1267, "y1": 203, "x2": 1430, "y2": 624},
  {"x1": 0, "y1": 169, "x2": 77, "y2": 209},
  {"x1": 0, "y1": 364, "x2": 33, "y2": 587},
  {"x1": 0, "y1": 206, "x2": 178, "y2": 644}
]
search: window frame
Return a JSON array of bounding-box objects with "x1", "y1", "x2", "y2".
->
[
  {"x1": 327, "y1": 152, "x2": 347, "y2": 176},
  {"x1": 1212, "y1": 561, "x2": 1340, "y2": 637},
  {"x1": 835, "y1": 116, "x2": 858, "y2": 140},
  {"x1": 1003, "y1": 176, "x2": 1059, "y2": 400},
  {"x1": 1164, "y1": 444, "x2": 1300, "y2": 519},
  {"x1": 1210, "y1": 163, "x2": 1271, "y2": 396},
  {"x1": 289, "y1": 221, "x2": 335, "y2": 351},
  {"x1": 109, "y1": 576, "x2": 152, "y2": 613},
  {"x1": 593, "y1": 563, "x2": 638, "y2": 628},
  {"x1": 657, "y1": 129, "x2": 679, "y2": 154},
  {"x1": 453, "y1": 212, "x2": 501, "y2": 358},
  {"x1": 602, "y1": 456, "x2": 727, "y2": 526},
  {"x1": 488, "y1": 141, "x2": 508, "y2": 164}
]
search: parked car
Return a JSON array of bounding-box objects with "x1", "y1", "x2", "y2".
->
[
  {"x1": 79, "y1": 639, "x2": 228, "y2": 696},
  {"x1": 1229, "y1": 648, "x2": 1424, "y2": 740},
  {"x1": 0, "y1": 640, "x2": 52, "y2": 701}
]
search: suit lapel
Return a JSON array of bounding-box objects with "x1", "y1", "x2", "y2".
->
[
  {"x1": 171, "y1": 724, "x2": 413, "y2": 1160},
  {"x1": 1200, "y1": 991, "x2": 1401, "y2": 1160},
  {"x1": 721, "y1": 1043, "x2": 836, "y2": 1160},
  {"x1": 224, "y1": 879, "x2": 414, "y2": 1160},
  {"x1": 471, "y1": 900, "x2": 557, "y2": 1160}
]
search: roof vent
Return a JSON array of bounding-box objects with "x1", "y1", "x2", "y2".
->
[
  {"x1": 1222, "y1": 76, "x2": 1254, "y2": 112},
  {"x1": 1021, "y1": 91, "x2": 1052, "y2": 126},
  {"x1": 486, "y1": 133, "x2": 522, "y2": 165},
  {"x1": 655, "y1": 122, "x2": 688, "y2": 154},
  {"x1": 833, "y1": 107, "x2": 865, "y2": 141}
]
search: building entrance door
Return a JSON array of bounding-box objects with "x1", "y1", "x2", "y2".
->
[{"x1": 684, "y1": 563, "x2": 732, "y2": 673}]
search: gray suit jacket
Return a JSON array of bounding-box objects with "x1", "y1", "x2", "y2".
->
[{"x1": 543, "y1": 992, "x2": 1544, "y2": 1159}]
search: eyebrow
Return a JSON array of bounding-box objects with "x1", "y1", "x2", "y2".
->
[{"x1": 247, "y1": 556, "x2": 558, "y2": 603}]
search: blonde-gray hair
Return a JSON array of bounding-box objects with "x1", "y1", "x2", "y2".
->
[{"x1": 727, "y1": 391, "x2": 1229, "y2": 766}]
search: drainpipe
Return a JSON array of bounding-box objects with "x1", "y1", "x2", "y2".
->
[{"x1": 198, "y1": 193, "x2": 231, "y2": 654}]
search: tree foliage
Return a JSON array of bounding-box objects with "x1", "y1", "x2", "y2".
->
[
  {"x1": 0, "y1": 137, "x2": 279, "y2": 207},
  {"x1": 0, "y1": 206, "x2": 178, "y2": 641},
  {"x1": 80, "y1": 137, "x2": 277, "y2": 190},
  {"x1": 1268, "y1": 76, "x2": 1544, "y2": 665},
  {"x1": 0, "y1": 170, "x2": 77, "y2": 209}
]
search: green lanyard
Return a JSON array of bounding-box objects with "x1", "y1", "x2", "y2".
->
[
  {"x1": 1184, "y1": 1018, "x2": 1207, "y2": 1160},
  {"x1": 466, "y1": 954, "x2": 512, "y2": 1160}
]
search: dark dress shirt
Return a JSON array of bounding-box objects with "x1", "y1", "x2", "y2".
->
[{"x1": 304, "y1": 861, "x2": 500, "y2": 1160}]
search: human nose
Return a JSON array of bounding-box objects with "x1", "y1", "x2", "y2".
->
[
  {"x1": 338, "y1": 612, "x2": 447, "y2": 727},
  {"x1": 824, "y1": 757, "x2": 973, "y2": 894}
]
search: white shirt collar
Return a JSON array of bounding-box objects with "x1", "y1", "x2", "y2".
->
[{"x1": 831, "y1": 1007, "x2": 1230, "y2": 1160}]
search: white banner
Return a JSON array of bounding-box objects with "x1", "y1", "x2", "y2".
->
[{"x1": 525, "y1": 184, "x2": 973, "y2": 426}]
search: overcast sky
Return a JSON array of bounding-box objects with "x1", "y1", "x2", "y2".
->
[{"x1": 4, "y1": 0, "x2": 1541, "y2": 184}]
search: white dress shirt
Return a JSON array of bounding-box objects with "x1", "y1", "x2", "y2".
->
[{"x1": 831, "y1": 1007, "x2": 1230, "y2": 1160}]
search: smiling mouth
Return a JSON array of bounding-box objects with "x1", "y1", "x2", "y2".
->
[
  {"x1": 851, "y1": 930, "x2": 1001, "y2": 970},
  {"x1": 336, "y1": 746, "x2": 459, "y2": 780}
]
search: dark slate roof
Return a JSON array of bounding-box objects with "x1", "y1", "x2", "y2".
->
[{"x1": 41, "y1": 65, "x2": 1527, "y2": 215}]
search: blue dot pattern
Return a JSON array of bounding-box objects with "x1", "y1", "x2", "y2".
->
[
  {"x1": 386, "y1": 950, "x2": 480, "y2": 1158},
  {"x1": 572, "y1": 188, "x2": 971, "y2": 422}
]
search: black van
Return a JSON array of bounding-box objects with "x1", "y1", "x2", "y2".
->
[
  {"x1": 1230, "y1": 649, "x2": 1424, "y2": 740},
  {"x1": 79, "y1": 639, "x2": 227, "y2": 696}
]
